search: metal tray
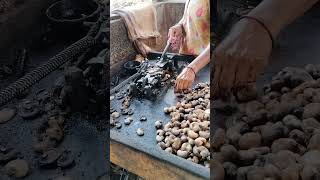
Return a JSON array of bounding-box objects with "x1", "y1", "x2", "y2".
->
[{"x1": 110, "y1": 56, "x2": 210, "y2": 179}]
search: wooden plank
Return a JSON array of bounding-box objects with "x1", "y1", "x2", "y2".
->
[{"x1": 110, "y1": 140, "x2": 206, "y2": 180}]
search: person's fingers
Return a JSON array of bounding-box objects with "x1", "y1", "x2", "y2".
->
[
  {"x1": 175, "y1": 76, "x2": 181, "y2": 88},
  {"x1": 168, "y1": 28, "x2": 172, "y2": 38},
  {"x1": 172, "y1": 43, "x2": 179, "y2": 50},
  {"x1": 178, "y1": 81, "x2": 184, "y2": 92},
  {"x1": 174, "y1": 78, "x2": 178, "y2": 88},
  {"x1": 218, "y1": 55, "x2": 236, "y2": 94},
  {"x1": 253, "y1": 58, "x2": 267, "y2": 77},
  {"x1": 246, "y1": 62, "x2": 257, "y2": 84},
  {"x1": 171, "y1": 43, "x2": 176, "y2": 50},
  {"x1": 186, "y1": 80, "x2": 193, "y2": 90},
  {"x1": 175, "y1": 79, "x2": 182, "y2": 92},
  {"x1": 217, "y1": 56, "x2": 231, "y2": 96},
  {"x1": 174, "y1": 82, "x2": 179, "y2": 92},
  {"x1": 181, "y1": 79, "x2": 188, "y2": 91},
  {"x1": 212, "y1": 62, "x2": 222, "y2": 98},
  {"x1": 180, "y1": 79, "x2": 187, "y2": 92},
  {"x1": 171, "y1": 36, "x2": 182, "y2": 50},
  {"x1": 235, "y1": 58, "x2": 250, "y2": 87},
  {"x1": 170, "y1": 36, "x2": 176, "y2": 44},
  {"x1": 212, "y1": 69, "x2": 222, "y2": 97}
]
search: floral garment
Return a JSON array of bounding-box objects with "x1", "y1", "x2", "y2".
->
[{"x1": 180, "y1": 0, "x2": 210, "y2": 56}]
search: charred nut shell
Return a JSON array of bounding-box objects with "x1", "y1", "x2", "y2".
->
[
  {"x1": 111, "y1": 112, "x2": 120, "y2": 119},
  {"x1": 4, "y1": 159, "x2": 29, "y2": 178},
  {"x1": 127, "y1": 109, "x2": 134, "y2": 115},
  {"x1": 115, "y1": 122, "x2": 122, "y2": 129},
  {"x1": 124, "y1": 117, "x2": 133, "y2": 125},
  {"x1": 137, "y1": 128, "x2": 144, "y2": 136},
  {"x1": 39, "y1": 149, "x2": 60, "y2": 168},
  {"x1": 140, "y1": 116, "x2": 147, "y2": 121},
  {"x1": 164, "y1": 107, "x2": 169, "y2": 114},
  {"x1": 158, "y1": 142, "x2": 166, "y2": 149},
  {"x1": 155, "y1": 120, "x2": 163, "y2": 129},
  {"x1": 0, "y1": 108, "x2": 16, "y2": 124}
]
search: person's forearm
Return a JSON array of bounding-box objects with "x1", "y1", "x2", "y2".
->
[
  {"x1": 177, "y1": 0, "x2": 190, "y2": 25},
  {"x1": 188, "y1": 45, "x2": 210, "y2": 73},
  {"x1": 178, "y1": 18, "x2": 185, "y2": 25},
  {"x1": 248, "y1": 0, "x2": 319, "y2": 37}
]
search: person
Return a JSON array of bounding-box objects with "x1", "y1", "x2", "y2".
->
[
  {"x1": 212, "y1": 0, "x2": 320, "y2": 98},
  {"x1": 168, "y1": 0, "x2": 210, "y2": 92}
]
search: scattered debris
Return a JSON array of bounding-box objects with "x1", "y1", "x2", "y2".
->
[
  {"x1": 57, "y1": 150, "x2": 75, "y2": 169},
  {"x1": 140, "y1": 116, "x2": 147, "y2": 121},
  {"x1": 0, "y1": 108, "x2": 16, "y2": 124},
  {"x1": 111, "y1": 112, "x2": 120, "y2": 119},
  {"x1": 39, "y1": 149, "x2": 61, "y2": 168},
  {"x1": 19, "y1": 100, "x2": 41, "y2": 120},
  {"x1": 155, "y1": 120, "x2": 163, "y2": 129},
  {"x1": 34, "y1": 116, "x2": 64, "y2": 153},
  {"x1": 115, "y1": 122, "x2": 122, "y2": 129},
  {"x1": 136, "y1": 128, "x2": 144, "y2": 136},
  {"x1": 4, "y1": 159, "x2": 29, "y2": 178},
  {"x1": 124, "y1": 117, "x2": 133, "y2": 125},
  {"x1": 0, "y1": 0, "x2": 108, "y2": 178}
]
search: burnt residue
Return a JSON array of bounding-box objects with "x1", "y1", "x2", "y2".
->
[{"x1": 0, "y1": 1, "x2": 109, "y2": 179}]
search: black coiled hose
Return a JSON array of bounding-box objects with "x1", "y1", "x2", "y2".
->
[{"x1": 0, "y1": 36, "x2": 96, "y2": 106}]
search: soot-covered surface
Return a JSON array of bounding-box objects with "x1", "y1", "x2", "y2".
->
[
  {"x1": 0, "y1": 40, "x2": 107, "y2": 180},
  {"x1": 110, "y1": 60, "x2": 210, "y2": 179}
]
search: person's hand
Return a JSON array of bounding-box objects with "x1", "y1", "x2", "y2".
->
[
  {"x1": 212, "y1": 18, "x2": 272, "y2": 98},
  {"x1": 168, "y1": 24, "x2": 184, "y2": 50},
  {"x1": 175, "y1": 67, "x2": 196, "y2": 92}
]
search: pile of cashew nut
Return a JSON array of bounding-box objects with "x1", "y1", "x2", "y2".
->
[{"x1": 156, "y1": 83, "x2": 210, "y2": 167}]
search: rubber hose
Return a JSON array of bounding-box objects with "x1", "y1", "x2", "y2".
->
[{"x1": 0, "y1": 36, "x2": 96, "y2": 106}]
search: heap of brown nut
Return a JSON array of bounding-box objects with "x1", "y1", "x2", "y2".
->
[
  {"x1": 212, "y1": 65, "x2": 320, "y2": 180},
  {"x1": 156, "y1": 83, "x2": 210, "y2": 167}
]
